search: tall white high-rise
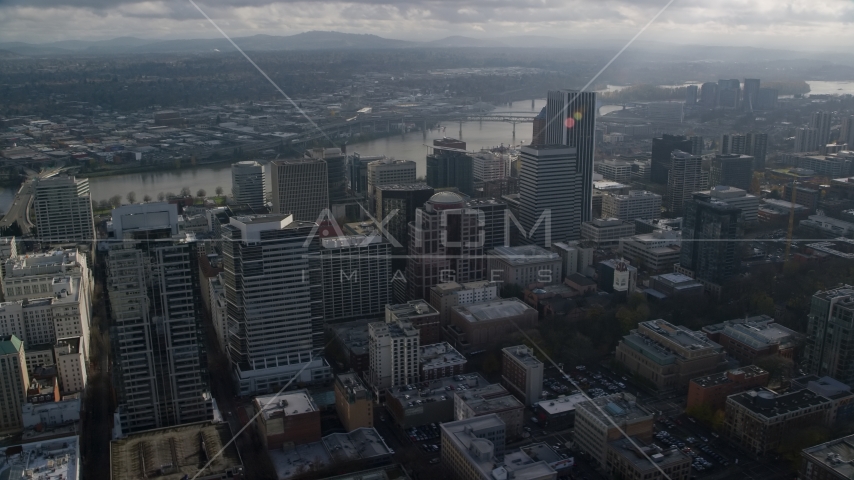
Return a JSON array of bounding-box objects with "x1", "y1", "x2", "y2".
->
[
  {"x1": 231, "y1": 161, "x2": 266, "y2": 209},
  {"x1": 519, "y1": 145, "x2": 583, "y2": 245},
  {"x1": 107, "y1": 225, "x2": 211, "y2": 435},
  {"x1": 368, "y1": 319, "x2": 420, "y2": 391},
  {"x1": 545, "y1": 90, "x2": 597, "y2": 222},
  {"x1": 32, "y1": 175, "x2": 95, "y2": 244},
  {"x1": 795, "y1": 128, "x2": 819, "y2": 153},
  {"x1": 271, "y1": 158, "x2": 329, "y2": 222},
  {"x1": 666, "y1": 151, "x2": 706, "y2": 215},
  {"x1": 812, "y1": 111, "x2": 833, "y2": 147},
  {"x1": 221, "y1": 214, "x2": 331, "y2": 395}
]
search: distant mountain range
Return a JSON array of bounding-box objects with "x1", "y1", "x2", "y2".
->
[{"x1": 0, "y1": 31, "x2": 850, "y2": 65}]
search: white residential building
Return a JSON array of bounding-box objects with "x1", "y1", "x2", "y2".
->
[
  {"x1": 601, "y1": 191, "x2": 662, "y2": 221},
  {"x1": 366, "y1": 159, "x2": 417, "y2": 199},
  {"x1": 222, "y1": 215, "x2": 332, "y2": 396},
  {"x1": 2, "y1": 248, "x2": 91, "y2": 303},
  {"x1": 471, "y1": 151, "x2": 509, "y2": 182},
  {"x1": 368, "y1": 319, "x2": 420, "y2": 391},
  {"x1": 54, "y1": 337, "x2": 87, "y2": 394}
]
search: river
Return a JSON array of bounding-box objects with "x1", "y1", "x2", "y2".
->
[{"x1": 0, "y1": 98, "x2": 627, "y2": 210}]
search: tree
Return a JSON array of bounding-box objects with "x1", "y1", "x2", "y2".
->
[
  {"x1": 98, "y1": 199, "x2": 110, "y2": 210},
  {"x1": 166, "y1": 192, "x2": 176, "y2": 199},
  {"x1": 157, "y1": 192, "x2": 165, "y2": 202},
  {"x1": 180, "y1": 186, "x2": 191, "y2": 197},
  {"x1": 126, "y1": 191, "x2": 136, "y2": 204},
  {"x1": 215, "y1": 186, "x2": 224, "y2": 196},
  {"x1": 143, "y1": 194, "x2": 152, "y2": 202},
  {"x1": 197, "y1": 189, "x2": 206, "y2": 198},
  {"x1": 0, "y1": 221, "x2": 23, "y2": 237},
  {"x1": 109, "y1": 195, "x2": 122, "y2": 208}
]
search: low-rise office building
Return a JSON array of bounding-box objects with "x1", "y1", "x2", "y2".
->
[
  {"x1": 574, "y1": 393, "x2": 654, "y2": 467},
  {"x1": 687, "y1": 365, "x2": 769, "y2": 412},
  {"x1": 647, "y1": 273, "x2": 704, "y2": 299},
  {"x1": 386, "y1": 300, "x2": 441, "y2": 344},
  {"x1": 254, "y1": 390, "x2": 321, "y2": 449},
  {"x1": 487, "y1": 246, "x2": 562, "y2": 287},
  {"x1": 447, "y1": 299, "x2": 538, "y2": 351},
  {"x1": 702, "y1": 315, "x2": 801, "y2": 364},
  {"x1": 724, "y1": 388, "x2": 832, "y2": 455},
  {"x1": 801, "y1": 433, "x2": 854, "y2": 480},
  {"x1": 385, "y1": 373, "x2": 489, "y2": 429},
  {"x1": 615, "y1": 319, "x2": 727, "y2": 392},
  {"x1": 334, "y1": 373, "x2": 373, "y2": 432},
  {"x1": 271, "y1": 428, "x2": 394, "y2": 480},
  {"x1": 534, "y1": 393, "x2": 587, "y2": 430},
  {"x1": 619, "y1": 231, "x2": 682, "y2": 272},
  {"x1": 501, "y1": 345, "x2": 544, "y2": 406},
  {"x1": 581, "y1": 218, "x2": 636, "y2": 248},
  {"x1": 601, "y1": 190, "x2": 662, "y2": 222},
  {"x1": 420, "y1": 342, "x2": 467, "y2": 380},
  {"x1": 454, "y1": 383, "x2": 524, "y2": 439},
  {"x1": 606, "y1": 437, "x2": 692, "y2": 480},
  {"x1": 429, "y1": 281, "x2": 499, "y2": 327}
]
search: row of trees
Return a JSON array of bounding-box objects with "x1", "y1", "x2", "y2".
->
[{"x1": 91, "y1": 186, "x2": 226, "y2": 211}]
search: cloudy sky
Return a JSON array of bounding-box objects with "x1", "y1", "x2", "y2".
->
[{"x1": 1, "y1": 0, "x2": 853, "y2": 51}]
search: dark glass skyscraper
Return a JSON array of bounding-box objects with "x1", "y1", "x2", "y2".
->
[
  {"x1": 426, "y1": 138, "x2": 474, "y2": 196},
  {"x1": 650, "y1": 134, "x2": 694, "y2": 185},
  {"x1": 679, "y1": 193, "x2": 741, "y2": 286},
  {"x1": 545, "y1": 90, "x2": 596, "y2": 222}
]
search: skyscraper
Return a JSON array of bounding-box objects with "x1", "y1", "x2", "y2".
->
[
  {"x1": 426, "y1": 138, "x2": 474, "y2": 196},
  {"x1": 531, "y1": 107, "x2": 547, "y2": 146},
  {"x1": 545, "y1": 90, "x2": 597, "y2": 222},
  {"x1": 841, "y1": 116, "x2": 854, "y2": 148},
  {"x1": 406, "y1": 192, "x2": 484, "y2": 301},
  {"x1": 742, "y1": 79, "x2": 760, "y2": 112},
  {"x1": 107, "y1": 225, "x2": 212, "y2": 434},
  {"x1": 519, "y1": 145, "x2": 583, "y2": 245},
  {"x1": 745, "y1": 133, "x2": 768, "y2": 171},
  {"x1": 651, "y1": 134, "x2": 694, "y2": 185},
  {"x1": 678, "y1": 193, "x2": 741, "y2": 286},
  {"x1": 308, "y1": 147, "x2": 347, "y2": 204},
  {"x1": 367, "y1": 159, "x2": 417, "y2": 212},
  {"x1": 0, "y1": 335, "x2": 27, "y2": 432},
  {"x1": 685, "y1": 85, "x2": 698, "y2": 105},
  {"x1": 700, "y1": 82, "x2": 718, "y2": 108},
  {"x1": 32, "y1": 175, "x2": 95, "y2": 244},
  {"x1": 665, "y1": 151, "x2": 706, "y2": 215},
  {"x1": 812, "y1": 111, "x2": 833, "y2": 148},
  {"x1": 710, "y1": 154, "x2": 755, "y2": 191},
  {"x1": 222, "y1": 214, "x2": 332, "y2": 395},
  {"x1": 756, "y1": 88, "x2": 778, "y2": 109},
  {"x1": 316, "y1": 235, "x2": 392, "y2": 323},
  {"x1": 231, "y1": 160, "x2": 265, "y2": 209},
  {"x1": 718, "y1": 79, "x2": 740, "y2": 108},
  {"x1": 804, "y1": 286, "x2": 854, "y2": 385},
  {"x1": 795, "y1": 128, "x2": 819, "y2": 153},
  {"x1": 720, "y1": 134, "x2": 747, "y2": 155},
  {"x1": 271, "y1": 158, "x2": 329, "y2": 222}
]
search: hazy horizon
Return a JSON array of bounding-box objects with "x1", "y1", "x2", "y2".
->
[{"x1": 2, "y1": 0, "x2": 854, "y2": 53}]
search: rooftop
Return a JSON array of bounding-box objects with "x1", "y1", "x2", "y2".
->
[
  {"x1": 456, "y1": 384, "x2": 523, "y2": 414},
  {"x1": 802, "y1": 434, "x2": 854, "y2": 479},
  {"x1": 652, "y1": 273, "x2": 698, "y2": 286},
  {"x1": 387, "y1": 373, "x2": 489, "y2": 411},
  {"x1": 637, "y1": 319, "x2": 722, "y2": 352},
  {"x1": 4, "y1": 436, "x2": 79, "y2": 480},
  {"x1": 502, "y1": 345, "x2": 543, "y2": 367},
  {"x1": 420, "y1": 342, "x2": 467, "y2": 370},
  {"x1": 806, "y1": 239, "x2": 854, "y2": 259},
  {"x1": 110, "y1": 422, "x2": 242, "y2": 480},
  {"x1": 690, "y1": 365, "x2": 768, "y2": 389},
  {"x1": 702, "y1": 315, "x2": 801, "y2": 350},
  {"x1": 608, "y1": 437, "x2": 690, "y2": 472},
  {"x1": 537, "y1": 393, "x2": 588, "y2": 415},
  {"x1": 254, "y1": 390, "x2": 318, "y2": 420},
  {"x1": 576, "y1": 392, "x2": 652, "y2": 427},
  {"x1": 489, "y1": 245, "x2": 559, "y2": 265},
  {"x1": 453, "y1": 298, "x2": 534, "y2": 324},
  {"x1": 270, "y1": 428, "x2": 392, "y2": 480},
  {"x1": 728, "y1": 388, "x2": 831, "y2": 419},
  {"x1": 387, "y1": 300, "x2": 439, "y2": 320}
]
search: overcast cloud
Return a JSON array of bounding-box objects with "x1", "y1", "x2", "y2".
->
[{"x1": 1, "y1": 0, "x2": 853, "y2": 50}]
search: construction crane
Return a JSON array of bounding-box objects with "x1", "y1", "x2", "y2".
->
[{"x1": 784, "y1": 178, "x2": 798, "y2": 261}]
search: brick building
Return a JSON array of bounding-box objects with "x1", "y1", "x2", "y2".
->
[{"x1": 687, "y1": 366, "x2": 769, "y2": 412}]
